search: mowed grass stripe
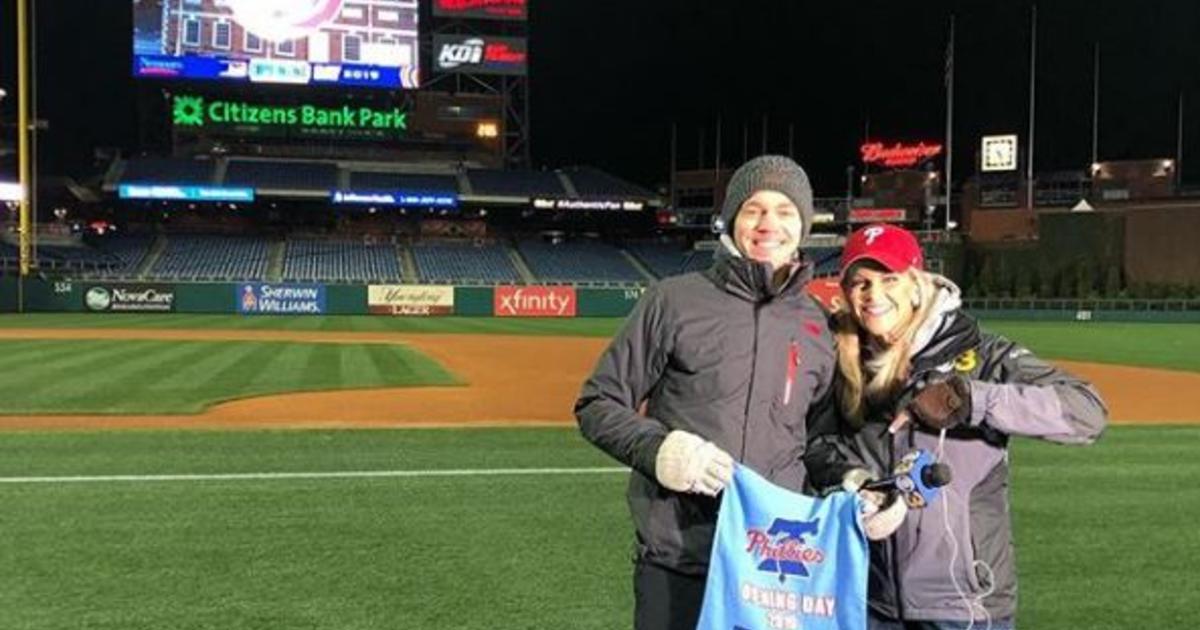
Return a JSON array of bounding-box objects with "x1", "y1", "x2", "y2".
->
[
  {"x1": 0, "y1": 337, "x2": 100, "y2": 366},
  {"x1": 0, "y1": 340, "x2": 164, "y2": 410},
  {"x1": 50, "y1": 340, "x2": 223, "y2": 413},
  {"x1": 0, "y1": 340, "x2": 458, "y2": 415},
  {"x1": 144, "y1": 340, "x2": 266, "y2": 394}
]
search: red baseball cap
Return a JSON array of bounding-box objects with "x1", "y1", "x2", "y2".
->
[{"x1": 839, "y1": 224, "x2": 924, "y2": 278}]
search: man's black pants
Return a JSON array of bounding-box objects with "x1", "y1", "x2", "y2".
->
[{"x1": 633, "y1": 561, "x2": 707, "y2": 630}]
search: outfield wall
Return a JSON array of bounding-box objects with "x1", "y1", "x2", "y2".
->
[
  {"x1": 0, "y1": 279, "x2": 644, "y2": 318},
  {"x1": 2, "y1": 278, "x2": 1196, "y2": 322}
]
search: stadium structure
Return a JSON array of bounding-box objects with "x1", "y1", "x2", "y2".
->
[{"x1": 1, "y1": 1, "x2": 1198, "y2": 314}]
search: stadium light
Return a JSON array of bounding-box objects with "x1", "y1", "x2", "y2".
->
[{"x1": 476, "y1": 121, "x2": 499, "y2": 139}]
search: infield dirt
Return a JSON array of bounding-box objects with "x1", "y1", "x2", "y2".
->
[{"x1": 0, "y1": 328, "x2": 1193, "y2": 430}]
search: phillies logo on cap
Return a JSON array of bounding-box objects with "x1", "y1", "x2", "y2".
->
[
  {"x1": 746, "y1": 518, "x2": 826, "y2": 582},
  {"x1": 840, "y1": 223, "x2": 924, "y2": 276},
  {"x1": 863, "y1": 226, "x2": 886, "y2": 245}
]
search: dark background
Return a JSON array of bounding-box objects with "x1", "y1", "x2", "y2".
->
[{"x1": 2, "y1": 0, "x2": 1198, "y2": 195}]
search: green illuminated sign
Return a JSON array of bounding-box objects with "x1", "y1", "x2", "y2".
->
[{"x1": 171, "y1": 95, "x2": 408, "y2": 138}]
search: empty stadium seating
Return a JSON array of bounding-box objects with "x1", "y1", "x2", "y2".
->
[
  {"x1": 626, "y1": 241, "x2": 708, "y2": 278},
  {"x1": 517, "y1": 239, "x2": 642, "y2": 284},
  {"x1": 283, "y1": 239, "x2": 402, "y2": 283},
  {"x1": 150, "y1": 235, "x2": 270, "y2": 281},
  {"x1": 92, "y1": 236, "x2": 155, "y2": 278},
  {"x1": 410, "y1": 241, "x2": 520, "y2": 284}
]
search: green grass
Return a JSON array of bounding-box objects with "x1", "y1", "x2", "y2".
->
[
  {"x1": 0, "y1": 313, "x2": 626, "y2": 337},
  {"x1": 0, "y1": 426, "x2": 1195, "y2": 629},
  {"x1": 3, "y1": 314, "x2": 1199, "y2": 371},
  {"x1": 983, "y1": 321, "x2": 1200, "y2": 372},
  {"x1": 0, "y1": 339, "x2": 459, "y2": 414}
]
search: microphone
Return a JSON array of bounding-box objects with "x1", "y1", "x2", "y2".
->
[{"x1": 862, "y1": 449, "x2": 952, "y2": 509}]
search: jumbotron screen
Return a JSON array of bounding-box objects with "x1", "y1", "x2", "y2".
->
[{"x1": 132, "y1": 0, "x2": 420, "y2": 89}]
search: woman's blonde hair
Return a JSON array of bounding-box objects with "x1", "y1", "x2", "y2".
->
[{"x1": 834, "y1": 266, "x2": 940, "y2": 426}]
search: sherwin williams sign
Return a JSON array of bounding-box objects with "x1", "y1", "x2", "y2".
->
[
  {"x1": 172, "y1": 94, "x2": 408, "y2": 140},
  {"x1": 237, "y1": 283, "x2": 326, "y2": 315},
  {"x1": 493, "y1": 286, "x2": 576, "y2": 317}
]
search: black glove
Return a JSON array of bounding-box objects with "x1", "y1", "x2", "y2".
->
[{"x1": 908, "y1": 373, "x2": 972, "y2": 430}]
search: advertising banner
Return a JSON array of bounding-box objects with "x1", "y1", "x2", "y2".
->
[
  {"x1": 848, "y1": 208, "x2": 908, "y2": 224},
  {"x1": 171, "y1": 94, "x2": 408, "y2": 142},
  {"x1": 494, "y1": 286, "x2": 576, "y2": 317},
  {"x1": 237, "y1": 283, "x2": 326, "y2": 315},
  {"x1": 432, "y1": 0, "x2": 527, "y2": 21},
  {"x1": 368, "y1": 285, "x2": 455, "y2": 316},
  {"x1": 433, "y1": 35, "x2": 527, "y2": 76},
  {"x1": 84, "y1": 284, "x2": 176, "y2": 312}
]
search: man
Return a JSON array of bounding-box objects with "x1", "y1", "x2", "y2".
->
[{"x1": 576, "y1": 156, "x2": 906, "y2": 630}]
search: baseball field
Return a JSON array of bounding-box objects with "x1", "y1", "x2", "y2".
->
[{"x1": 1, "y1": 313, "x2": 1197, "y2": 629}]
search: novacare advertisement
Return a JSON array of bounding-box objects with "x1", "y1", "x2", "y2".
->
[
  {"x1": 493, "y1": 286, "x2": 576, "y2": 317},
  {"x1": 237, "y1": 283, "x2": 325, "y2": 315},
  {"x1": 84, "y1": 284, "x2": 175, "y2": 312}
]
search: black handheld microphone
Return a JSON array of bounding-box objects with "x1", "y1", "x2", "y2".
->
[{"x1": 862, "y1": 450, "x2": 953, "y2": 509}]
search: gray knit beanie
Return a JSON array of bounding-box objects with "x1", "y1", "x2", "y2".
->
[{"x1": 714, "y1": 155, "x2": 814, "y2": 239}]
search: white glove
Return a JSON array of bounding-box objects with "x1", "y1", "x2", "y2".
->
[
  {"x1": 859, "y1": 489, "x2": 908, "y2": 541},
  {"x1": 655, "y1": 430, "x2": 734, "y2": 496},
  {"x1": 843, "y1": 467, "x2": 907, "y2": 540},
  {"x1": 841, "y1": 467, "x2": 875, "y2": 493}
]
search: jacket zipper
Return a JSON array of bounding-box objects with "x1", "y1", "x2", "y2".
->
[
  {"x1": 739, "y1": 303, "x2": 762, "y2": 460},
  {"x1": 889, "y1": 429, "x2": 906, "y2": 620},
  {"x1": 783, "y1": 341, "x2": 799, "y2": 406}
]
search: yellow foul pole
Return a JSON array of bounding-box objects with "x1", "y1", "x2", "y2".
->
[{"x1": 17, "y1": 0, "x2": 31, "y2": 279}]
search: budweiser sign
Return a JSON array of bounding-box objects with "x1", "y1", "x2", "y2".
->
[
  {"x1": 494, "y1": 286, "x2": 576, "y2": 317},
  {"x1": 860, "y1": 142, "x2": 943, "y2": 168}
]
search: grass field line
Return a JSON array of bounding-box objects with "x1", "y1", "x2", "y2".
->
[{"x1": 0, "y1": 466, "x2": 630, "y2": 485}]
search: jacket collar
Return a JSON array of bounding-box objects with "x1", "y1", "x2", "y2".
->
[
  {"x1": 908, "y1": 276, "x2": 981, "y2": 374},
  {"x1": 705, "y1": 234, "x2": 814, "y2": 303}
]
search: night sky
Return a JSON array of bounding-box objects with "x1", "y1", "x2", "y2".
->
[{"x1": 2, "y1": 1, "x2": 1199, "y2": 195}]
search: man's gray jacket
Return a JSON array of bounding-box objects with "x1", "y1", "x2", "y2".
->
[{"x1": 575, "y1": 252, "x2": 836, "y2": 574}]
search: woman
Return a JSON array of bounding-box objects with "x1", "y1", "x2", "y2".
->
[{"x1": 806, "y1": 224, "x2": 1108, "y2": 630}]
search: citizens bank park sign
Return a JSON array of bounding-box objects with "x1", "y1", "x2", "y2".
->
[{"x1": 171, "y1": 94, "x2": 408, "y2": 141}]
